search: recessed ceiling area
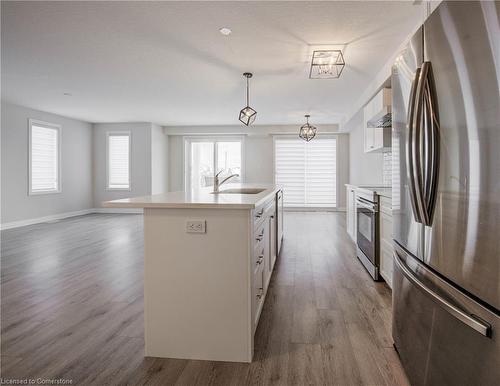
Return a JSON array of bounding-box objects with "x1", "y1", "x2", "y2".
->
[{"x1": 1, "y1": 1, "x2": 423, "y2": 125}]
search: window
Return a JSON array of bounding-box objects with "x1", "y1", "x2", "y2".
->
[
  {"x1": 29, "y1": 119, "x2": 61, "y2": 194},
  {"x1": 107, "y1": 132, "x2": 131, "y2": 190},
  {"x1": 274, "y1": 137, "x2": 336, "y2": 208},
  {"x1": 184, "y1": 137, "x2": 243, "y2": 190}
]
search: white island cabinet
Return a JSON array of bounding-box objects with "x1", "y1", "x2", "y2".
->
[{"x1": 104, "y1": 184, "x2": 283, "y2": 363}]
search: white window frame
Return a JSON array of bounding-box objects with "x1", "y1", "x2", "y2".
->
[
  {"x1": 183, "y1": 136, "x2": 245, "y2": 191},
  {"x1": 28, "y1": 119, "x2": 62, "y2": 195},
  {"x1": 273, "y1": 135, "x2": 338, "y2": 211},
  {"x1": 106, "y1": 131, "x2": 132, "y2": 191}
]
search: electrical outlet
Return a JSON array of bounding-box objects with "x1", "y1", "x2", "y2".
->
[{"x1": 186, "y1": 220, "x2": 206, "y2": 233}]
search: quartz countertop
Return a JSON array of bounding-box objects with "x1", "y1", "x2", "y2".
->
[
  {"x1": 103, "y1": 183, "x2": 281, "y2": 210},
  {"x1": 345, "y1": 184, "x2": 392, "y2": 198}
]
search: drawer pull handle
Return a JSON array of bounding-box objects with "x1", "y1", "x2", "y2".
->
[
  {"x1": 256, "y1": 287, "x2": 264, "y2": 299},
  {"x1": 394, "y1": 252, "x2": 491, "y2": 337},
  {"x1": 255, "y1": 209, "x2": 264, "y2": 218}
]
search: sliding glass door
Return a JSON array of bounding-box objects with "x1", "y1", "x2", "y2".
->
[{"x1": 185, "y1": 137, "x2": 243, "y2": 191}]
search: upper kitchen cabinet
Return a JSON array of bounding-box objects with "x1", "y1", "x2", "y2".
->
[{"x1": 364, "y1": 88, "x2": 392, "y2": 153}]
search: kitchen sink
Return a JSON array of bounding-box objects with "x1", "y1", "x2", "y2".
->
[{"x1": 212, "y1": 188, "x2": 266, "y2": 194}]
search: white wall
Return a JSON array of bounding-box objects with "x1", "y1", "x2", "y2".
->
[
  {"x1": 165, "y1": 124, "x2": 349, "y2": 209},
  {"x1": 346, "y1": 109, "x2": 384, "y2": 185},
  {"x1": 151, "y1": 124, "x2": 168, "y2": 194},
  {"x1": 93, "y1": 122, "x2": 153, "y2": 208},
  {"x1": 1, "y1": 101, "x2": 93, "y2": 224},
  {"x1": 336, "y1": 134, "x2": 349, "y2": 209}
]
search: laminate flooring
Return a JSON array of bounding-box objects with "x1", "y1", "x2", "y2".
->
[{"x1": 1, "y1": 212, "x2": 409, "y2": 385}]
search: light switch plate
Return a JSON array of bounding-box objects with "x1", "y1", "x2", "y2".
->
[{"x1": 186, "y1": 220, "x2": 206, "y2": 233}]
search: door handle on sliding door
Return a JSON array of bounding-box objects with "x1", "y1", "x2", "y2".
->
[{"x1": 394, "y1": 252, "x2": 491, "y2": 337}]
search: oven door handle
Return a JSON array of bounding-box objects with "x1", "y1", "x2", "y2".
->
[
  {"x1": 356, "y1": 202, "x2": 376, "y2": 212},
  {"x1": 356, "y1": 198, "x2": 377, "y2": 212}
]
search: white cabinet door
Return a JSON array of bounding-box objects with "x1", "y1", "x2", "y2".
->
[
  {"x1": 276, "y1": 190, "x2": 283, "y2": 255},
  {"x1": 364, "y1": 88, "x2": 392, "y2": 153},
  {"x1": 364, "y1": 105, "x2": 375, "y2": 152},
  {"x1": 380, "y1": 238, "x2": 394, "y2": 288},
  {"x1": 253, "y1": 261, "x2": 265, "y2": 331},
  {"x1": 346, "y1": 187, "x2": 357, "y2": 242},
  {"x1": 269, "y1": 213, "x2": 277, "y2": 273},
  {"x1": 379, "y1": 197, "x2": 394, "y2": 288}
]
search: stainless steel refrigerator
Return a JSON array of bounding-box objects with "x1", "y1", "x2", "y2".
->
[{"x1": 391, "y1": 2, "x2": 499, "y2": 385}]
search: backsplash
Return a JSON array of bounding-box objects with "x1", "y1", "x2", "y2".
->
[{"x1": 383, "y1": 152, "x2": 392, "y2": 186}]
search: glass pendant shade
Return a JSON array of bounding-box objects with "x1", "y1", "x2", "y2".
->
[
  {"x1": 239, "y1": 106, "x2": 257, "y2": 126},
  {"x1": 239, "y1": 72, "x2": 257, "y2": 126},
  {"x1": 310, "y1": 50, "x2": 345, "y2": 79},
  {"x1": 299, "y1": 115, "x2": 317, "y2": 142}
]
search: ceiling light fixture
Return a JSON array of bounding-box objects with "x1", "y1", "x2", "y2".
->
[
  {"x1": 219, "y1": 27, "x2": 232, "y2": 36},
  {"x1": 239, "y1": 72, "x2": 257, "y2": 126},
  {"x1": 299, "y1": 114, "x2": 317, "y2": 142},
  {"x1": 309, "y1": 50, "x2": 345, "y2": 79}
]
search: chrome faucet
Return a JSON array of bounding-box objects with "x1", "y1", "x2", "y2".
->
[{"x1": 213, "y1": 170, "x2": 239, "y2": 192}]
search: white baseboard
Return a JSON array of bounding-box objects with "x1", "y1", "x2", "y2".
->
[
  {"x1": 1, "y1": 209, "x2": 95, "y2": 230},
  {"x1": 1, "y1": 207, "x2": 143, "y2": 230},
  {"x1": 93, "y1": 207, "x2": 143, "y2": 214}
]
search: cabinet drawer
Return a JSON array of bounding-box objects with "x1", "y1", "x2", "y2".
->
[
  {"x1": 253, "y1": 262, "x2": 265, "y2": 329},
  {"x1": 254, "y1": 244, "x2": 265, "y2": 268},
  {"x1": 253, "y1": 206, "x2": 266, "y2": 227},
  {"x1": 254, "y1": 222, "x2": 266, "y2": 249}
]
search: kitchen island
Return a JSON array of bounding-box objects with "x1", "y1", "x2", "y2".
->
[{"x1": 104, "y1": 184, "x2": 283, "y2": 362}]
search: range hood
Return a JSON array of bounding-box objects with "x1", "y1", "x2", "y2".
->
[
  {"x1": 367, "y1": 112, "x2": 392, "y2": 128},
  {"x1": 366, "y1": 88, "x2": 392, "y2": 128}
]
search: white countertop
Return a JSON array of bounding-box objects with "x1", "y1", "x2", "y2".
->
[
  {"x1": 103, "y1": 183, "x2": 281, "y2": 209},
  {"x1": 345, "y1": 184, "x2": 392, "y2": 198}
]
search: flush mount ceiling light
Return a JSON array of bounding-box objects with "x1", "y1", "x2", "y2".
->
[
  {"x1": 309, "y1": 50, "x2": 345, "y2": 79},
  {"x1": 299, "y1": 114, "x2": 317, "y2": 142},
  {"x1": 219, "y1": 27, "x2": 232, "y2": 36},
  {"x1": 239, "y1": 72, "x2": 257, "y2": 126}
]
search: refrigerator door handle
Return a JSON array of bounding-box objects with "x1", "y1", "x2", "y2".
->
[
  {"x1": 421, "y1": 62, "x2": 440, "y2": 225},
  {"x1": 406, "y1": 67, "x2": 424, "y2": 224},
  {"x1": 412, "y1": 66, "x2": 430, "y2": 225},
  {"x1": 393, "y1": 252, "x2": 492, "y2": 337}
]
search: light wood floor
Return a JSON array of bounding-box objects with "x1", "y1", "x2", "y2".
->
[{"x1": 1, "y1": 212, "x2": 409, "y2": 385}]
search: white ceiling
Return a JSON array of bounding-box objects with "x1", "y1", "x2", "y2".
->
[{"x1": 1, "y1": 1, "x2": 423, "y2": 126}]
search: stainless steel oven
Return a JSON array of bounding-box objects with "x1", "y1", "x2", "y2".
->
[{"x1": 356, "y1": 190, "x2": 380, "y2": 280}]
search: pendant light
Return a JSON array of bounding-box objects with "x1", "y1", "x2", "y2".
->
[
  {"x1": 239, "y1": 72, "x2": 257, "y2": 126},
  {"x1": 309, "y1": 50, "x2": 345, "y2": 79},
  {"x1": 299, "y1": 114, "x2": 317, "y2": 142}
]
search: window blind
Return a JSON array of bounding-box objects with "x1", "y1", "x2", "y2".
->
[
  {"x1": 108, "y1": 134, "x2": 130, "y2": 189},
  {"x1": 30, "y1": 122, "x2": 60, "y2": 193},
  {"x1": 275, "y1": 137, "x2": 336, "y2": 208}
]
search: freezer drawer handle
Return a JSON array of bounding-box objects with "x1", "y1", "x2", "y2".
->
[{"x1": 394, "y1": 252, "x2": 491, "y2": 338}]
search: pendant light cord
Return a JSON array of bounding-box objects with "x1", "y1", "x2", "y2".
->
[{"x1": 246, "y1": 76, "x2": 249, "y2": 106}]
